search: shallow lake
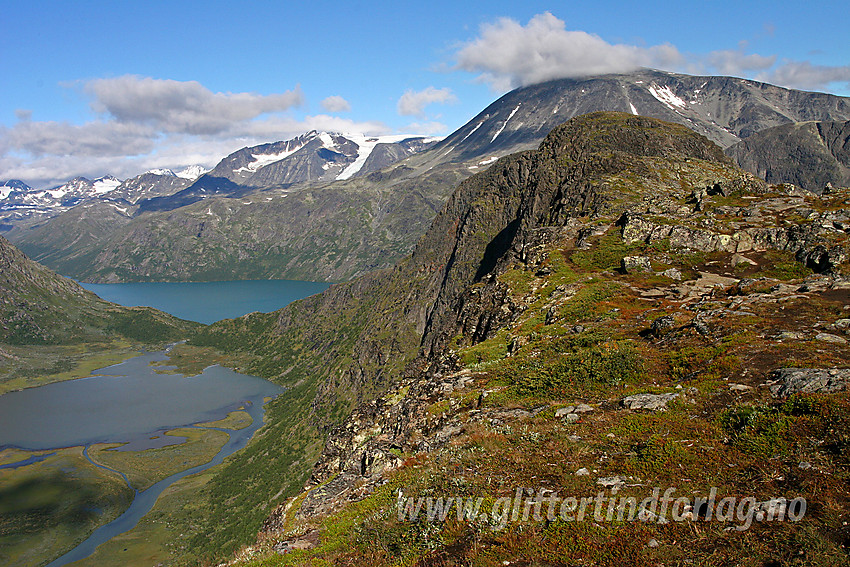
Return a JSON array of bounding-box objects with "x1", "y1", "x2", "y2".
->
[
  {"x1": 0, "y1": 348, "x2": 286, "y2": 566},
  {"x1": 80, "y1": 279, "x2": 331, "y2": 324},
  {"x1": 0, "y1": 348, "x2": 284, "y2": 451}
]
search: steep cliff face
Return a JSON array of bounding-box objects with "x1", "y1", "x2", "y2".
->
[{"x1": 727, "y1": 119, "x2": 850, "y2": 191}]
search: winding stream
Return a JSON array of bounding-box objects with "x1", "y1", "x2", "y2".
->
[
  {"x1": 0, "y1": 350, "x2": 284, "y2": 567},
  {"x1": 45, "y1": 402, "x2": 270, "y2": 567}
]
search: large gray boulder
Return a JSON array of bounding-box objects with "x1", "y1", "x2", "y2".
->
[
  {"x1": 621, "y1": 392, "x2": 680, "y2": 411},
  {"x1": 769, "y1": 368, "x2": 849, "y2": 397}
]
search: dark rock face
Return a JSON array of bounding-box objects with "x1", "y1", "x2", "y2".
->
[{"x1": 726, "y1": 120, "x2": 850, "y2": 191}]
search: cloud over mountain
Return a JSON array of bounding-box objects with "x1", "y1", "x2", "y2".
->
[
  {"x1": 397, "y1": 87, "x2": 457, "y2": 117},
  {"x1": 454, "y1": 12, "x2": 682, "y2": 91},
  {"x1": 454, "y1": 12, "x2": 850, "y2": 94}
]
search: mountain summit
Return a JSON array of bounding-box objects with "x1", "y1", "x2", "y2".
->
[{"x1": 434, "y1": 68, "x2": 850, "y2": 162}]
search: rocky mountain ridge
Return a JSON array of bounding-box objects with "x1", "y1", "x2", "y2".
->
[
  {"x1": 136, "y1": 132, "x2": 439, "y2": 213},
  {"x1": 182, "y1": 113, "x2": 850, "y2": 565},
  {"x1": 0, "y1": 167, "x2": 208, "y2": 232}
]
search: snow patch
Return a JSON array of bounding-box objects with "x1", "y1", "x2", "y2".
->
[
  {"x1": 491, "y1": 104, "x2": 521, "y2": 143},
  {"x1": 146, "y1": 168, "x2": 176, "y2": 177},
  {"x1": 234, "y1": 146, "x2": 306, "y2": 174},
  {"x1": 176, "y1": 165, "x2": 207, "y2": 180},
  {"x1": 93, "y1": 177, "x2": 122, "y2": 194},
  {"x1": 336, "y1": 133, "x2": 420, "y2": 180},
  {"x1": 458, "y1": 121, "x2": 484, "y2": 144},
  {"x1": 319, "y1": 132, "x2": 337, "y2": 149},
  {"x1": 479, "y1": 156, "x2": 498, "y2": 166},
  {"x1": 629, "y1": 102, "x2": 638, "y2": 115},
  {"x1": 647, "y1": 85, "x2": 687, "y2": 111}
]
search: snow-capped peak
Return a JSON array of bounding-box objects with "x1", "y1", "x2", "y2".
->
[
  {"x1": 92, "y1": 176, "x2": 122, "y2": 194},
  {"x1": 0, "y1": 180, "x2": 31, "y2": 200},
  {"x1": 175, "y1": 165, "x2": 207, "y2": 180},
  {"x1": 336, "y1": 133, "x2": 427, "y2": 180}
]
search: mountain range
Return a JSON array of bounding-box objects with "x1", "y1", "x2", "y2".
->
[
  {"x1": 0, "y1": 165, "x2": 207, "y2": 230},
  {"x1": 4, "y1": 68, "x2": 850, "y2": 285}
]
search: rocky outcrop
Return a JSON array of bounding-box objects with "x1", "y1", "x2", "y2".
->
[
  {"x1": 769, "y1": 368, "x2": 849, "y2": 397},
  {"x1": 621, "y1": 392, "x2": 680, "y2": 411},
  {"x1": 618, "y1": 194, "x2": 849, "y2": 274}
]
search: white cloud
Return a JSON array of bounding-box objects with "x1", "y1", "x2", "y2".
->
[
  {"x1": 320, "y1": 95, "x2": 351, "y2": 113},
  {"x1": 5, "y1": 120, "x2": 158, "y2": 158},
  {"x1": 397, "y1": 87, "x2": 458, "y2": 117},
  {"x1": 761, "y1": 61, "x2": 850, "y2": 91},
  {"x1": 454, "y1": 12, "x2": 683, "y2": 91},
  {"x1": 0, "y1": 76, "x2": 359, "y2": 187},
  {"x1": 84, "y1": 75, "x2": 304, "y2": 135},
  {"x1": 704, "y1": 49, "x2": 776, "y2": 76}
]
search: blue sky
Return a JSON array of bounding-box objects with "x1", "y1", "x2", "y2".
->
[{"x1": 2, "y1": 0, "x2": 849, "y2": 187}]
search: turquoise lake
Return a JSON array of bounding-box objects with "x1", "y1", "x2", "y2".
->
[{"x1": 80, "y1": 279, "x2": 331, "y2": 324}]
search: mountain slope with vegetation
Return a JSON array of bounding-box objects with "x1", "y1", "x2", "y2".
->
[
  {"x1": 170, "y1": 113, "x2": 850, "y2": 566},
  {"x1": 0, "y1": 235, "x2": 200, "y2": 392}
]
